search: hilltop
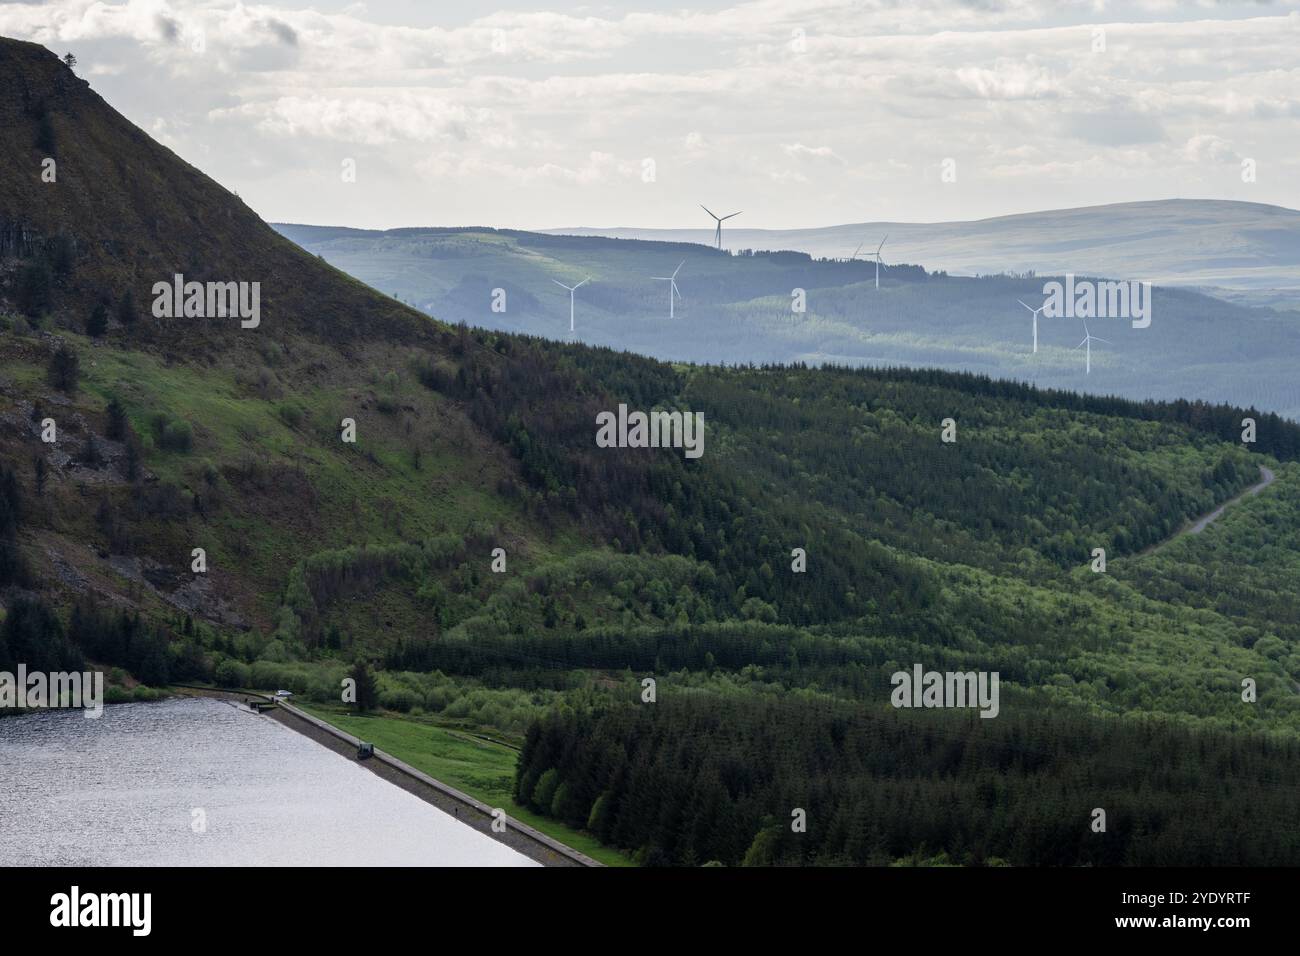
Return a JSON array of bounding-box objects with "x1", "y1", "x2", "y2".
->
[
  {"x1": 0, "y1": 37, "x2": 429, "y2": 351},
  {"x1": 544, "y1": 199, "x2": 1300, "y2": 292}
]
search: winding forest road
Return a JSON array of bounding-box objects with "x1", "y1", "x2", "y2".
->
[{"x1": 1141, "y1": 464, "x2": 1275, "y2": 556}]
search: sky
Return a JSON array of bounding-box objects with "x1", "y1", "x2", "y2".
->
[{"x1": 4, "y1": 0, "x2": 1300, "y2": 230}]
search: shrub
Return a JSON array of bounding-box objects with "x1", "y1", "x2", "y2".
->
[
  {"x1": 116, "y1": 291, "x2": 137, "y2": 327},
  {"x1": 278, "y1": 403, "x2": 305, "y2": 428},
  {"x1": 47, "y1": 345, "x2": 79, "y2": 392},
  {"x1": 18, "y1": 260, "x2": 53, "y2": 317},
  {"x1": 45, "y1": 236, "x2": 76, "y2": 277},
  {"x1": 214, "y1": 659, "x2": 250, "y2": 688},
  {"x1": 105, "y1": 397, "x2": 128, "y2": 440},
  {"x1": 85, "y1": 302, "x2": 109, "y2": 338},
  {"x1": 151, "y1": 414, "x2": 193, "y2": 453},
  {"x1": 250, "y1": 660, "x2": 291, "y2": 690},
  {"x1": 379, "y1": 688, "x2": 418, "y2": 712}
]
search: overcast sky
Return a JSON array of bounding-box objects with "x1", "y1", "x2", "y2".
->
[{"x1": 5, "y1": 1, "x2": 1299, "y2": 230}]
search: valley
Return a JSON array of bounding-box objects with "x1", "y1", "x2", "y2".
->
[{"x1": 3, "y1": 36, "x2": 1300, "y2": 867}]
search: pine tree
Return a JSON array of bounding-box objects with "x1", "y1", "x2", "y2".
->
[
  {"x1": 47, "y1": 345, "x2": 80, "y2": 392},
  {"x1": 85, "y1": 302, "x2": 109, "y2": 338},
  {"x1": 33, "y1": 457, "x2": 47, "y2": 497},
  {"x1": 17, "y1": 259, "x2": 52, "y2": 316},
  {"x1": 105, "y1": 396, "x2": 128, "y2": 441},
  {"x1": 349, "y1": 660, "x2": 378, "y2": 712},
  {"x1": 116, "y1": 291, "x2": 137, "y2": 328}
]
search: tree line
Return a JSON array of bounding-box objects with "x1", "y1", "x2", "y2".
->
[{"x1": 517, "y1": 693, "x2": 1300, "y2": 866}]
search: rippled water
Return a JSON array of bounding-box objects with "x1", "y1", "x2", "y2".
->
[{"x1": 0, "y1": 697, "x2": 536, "y2": 866}]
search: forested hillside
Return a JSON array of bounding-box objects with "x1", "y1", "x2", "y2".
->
[
  {"x1": 276, "y1": 223, "x2": 1300, "y2": 419},
  {"x1": 4, "y1": 37, "x2": 1300, "y2": 867}
]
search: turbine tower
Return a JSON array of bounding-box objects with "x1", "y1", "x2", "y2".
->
[
  {"x1": 1018, "y1": 299, "x2": 1045, "y2": 354},
  {"x1": 651, "y1": 260, "x2": 685, "y2": 318},
  {"x1": 851, "y1": 235, "x2": 887, "y2": 289},
  {"x1": 871, "y1": 235, "x2": 887, "y2": 289},
  {"x1": 700, "y1": 204, "x2": 741, "y2": 251},
  {"x1": 552, "y1": 276, "x2": 591, "y2": 333},
  {"x1": 1073, "y1": 319, "x2": 1111, "y2": 375}
]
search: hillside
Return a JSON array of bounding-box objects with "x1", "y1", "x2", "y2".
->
[
  {"x1": 4, "y1": 37, "x2": 1300, "y2": 866},
  {"x1": 546, "y1": 199, "x2": 1300, "y2": 293},
  {"x1": 274, "y1": 222, "x2": 1300, "y2": 420}
]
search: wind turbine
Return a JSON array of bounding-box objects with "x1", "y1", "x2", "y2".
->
[
  {"x1": 651, "y1": 260, "x2": 685, "y2": 318},
  {"x1": 1073, "y1": 319, "x2": 1111, "y2": 375},
  {"x1": 1018, "y1": 299, "x2": 1045, "y2": 354},
  {"x1": 700, "y1": 204, "x2": 741, "y2": 250},
  {"x1": 851, "y1": 235, "x2": 888, "y2": 288},
  {"x1": 870, "y1": 235, "x2": 887, "y2": 289},
  {"x1": 552, "y1": 276, "x2": 591, "y2": 333}
]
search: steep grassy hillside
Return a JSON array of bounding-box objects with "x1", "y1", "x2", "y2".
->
[
  {"x1": 0, "y1": 38, "x2": 430, "y2": 351},
  {"x1": 5, "y1": 37, "x2": 1300, "y2": 866}
]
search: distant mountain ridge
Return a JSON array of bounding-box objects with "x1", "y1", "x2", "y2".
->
[
  {"x1": 275, "y1": 216, "x2": 1300, "y2": 420},
  {"x1": 543, "y1": 199, "x2": 1300, "y2": 293}
]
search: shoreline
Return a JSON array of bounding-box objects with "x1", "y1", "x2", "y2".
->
[{"x1": 172, "y1": 685, "x2": 601, "y2": 868}]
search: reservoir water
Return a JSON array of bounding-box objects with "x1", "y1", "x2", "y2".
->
[{"x1": 0, "y1": 696, "x2": 537, "y2": 866}]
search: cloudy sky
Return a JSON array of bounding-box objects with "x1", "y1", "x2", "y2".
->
[{"x1": 5, "y1": 0, "x2": 1299, "y2": 230}]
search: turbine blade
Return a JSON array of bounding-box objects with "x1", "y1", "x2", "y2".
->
[
  {"x1": 852, "y1": 242, "x2": 865, "y2": 259},
  {"x1": 576, "y1": 277, "x2": 591, "y2": 288},
  {"x1": 1075, "y1": 338, "x2": 1088, "y2": 349},
  {"x1": 1092, "y1": 337, "x2": 1112, "y2": 344},
  {"x1": 552, "y1": 279, "x2": 569, "y2": 290},
  {"x1": 700, "y1": 204, "x2": 718, "y2": 220},
  {"x1": 722, "y1": 211, "x2": 741, "y2": 220},
  {"x1": 877, "y1": 235, "x2": 888, "y2": 253},
  {"x1": 673, "y1": 260, "x2": 685, "y2": 277}
]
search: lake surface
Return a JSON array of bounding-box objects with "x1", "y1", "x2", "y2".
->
[{"x1": 0, "y1": 696, "x2": 536, "y2": 866}]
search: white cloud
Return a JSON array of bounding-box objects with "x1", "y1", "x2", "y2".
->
[
  {"x1": 1, "y1": 0, "x2": 1296, "y2": 228},
  {"x1": 782, "y1": 143, "x2": 845, "y2": 163},
  {"x1": 1182, "y1": 133, "x2": 1239, "y2": 165},
  {"x1": 210, "y1": 94, "x2": 491, "y2": 146}
]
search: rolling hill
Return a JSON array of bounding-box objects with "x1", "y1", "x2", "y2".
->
[
  {"x1": 546, "y1": 199, "x2": 1300, "y2": 294},
  {"x1": 274, "y1": 221, "x2": 1300, "y2": 420},
  {"x1": 5, "y1": 36, "x2": 1300, "y2": 866}
]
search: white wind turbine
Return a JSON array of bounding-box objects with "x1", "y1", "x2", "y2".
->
[
  {"x1": 853, "y1": 235, "x2": 888, "y2": 289},
  {"x1": 700, "y1": 204, "x2": 741, "y2": 250},
  {"x1": 1074, "y1": 319, "x2": 1111, "y2": 375},
  {"x1": 871, "y1": 235, "x2": 888, "y2": 289},
  {"x1": 651, "y1": 260, "x2": 685, "y2": 318},
  {"x1": 1018, "y1": 298, "x2": 1045, "y2": 354},
  {"x1": 552, "y1": 276, "x2": 591, "y2": 333}
]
